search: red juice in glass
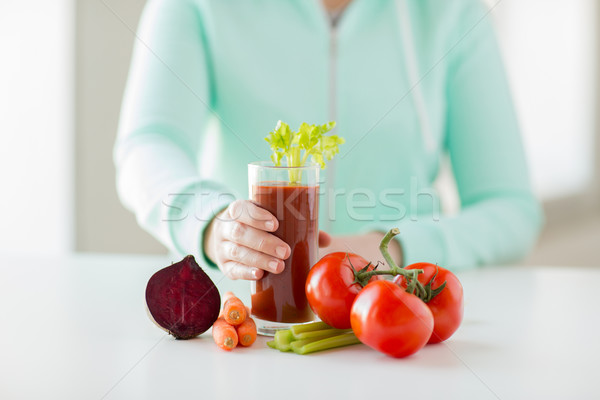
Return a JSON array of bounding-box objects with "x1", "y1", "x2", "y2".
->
[{"x1": 248, "y1": 162, "x2": 319, "y2": 335}]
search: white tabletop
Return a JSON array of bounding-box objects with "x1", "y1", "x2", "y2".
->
[{"x1": 0, "y1": 253, "x2": 598, "y2": 400}]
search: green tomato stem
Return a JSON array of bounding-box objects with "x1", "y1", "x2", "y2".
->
[
  {"x1": 354, "y1": 266, "x2": 425, "y2": 287},
  {"x1": 379, "y1": 228, "x2": 402, "y2": 272},
  {"x1": 353, "y1": 229, "x2": 432, "y2": 302}
]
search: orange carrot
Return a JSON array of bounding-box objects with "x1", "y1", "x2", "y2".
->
[
  {"x1": 222, "y1": 291, "x2": 236, "y2": 303},
  {"x1": 236, "y1": 317, "x2": 257, "y2": 347},
  {"x1": 223, "y1": 295, "x2": 247, "y2": 326},
  {"x1": 212, "y1": 318, "x2": 238, "y2": 351},
  {"x1": 219, "y1": 292, "x2": 238, "y2": 318}
]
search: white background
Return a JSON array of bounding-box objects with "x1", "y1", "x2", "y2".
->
[
  {"x1": 0, "y1": 0, "x2": 597, "y2": 256},
  {"x1": 0, "y1": 0, "x2": 74, "y2": 255}
]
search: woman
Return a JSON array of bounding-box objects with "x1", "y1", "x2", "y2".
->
[{"x1": 114, "y1": 0, "x2": 543, "y2": 280}]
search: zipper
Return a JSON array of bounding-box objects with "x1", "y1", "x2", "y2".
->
[
  {"x1": 313, "y1": 0, "x2": 343, "y2": 233},
  {"x1": 395, "y1": 0, "x2": 435, "y2": 152},
  {"x1": 326, "y1": 21, "x2": 338, "y2": 233}
]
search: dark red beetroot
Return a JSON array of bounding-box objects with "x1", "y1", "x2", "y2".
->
[{"x1": 146, "y1": 255, "x2": 220, "y2": 339}]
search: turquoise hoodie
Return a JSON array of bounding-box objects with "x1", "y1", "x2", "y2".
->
[{"x1": 114, "y1": 0, "x2": 543, "y2": 270}]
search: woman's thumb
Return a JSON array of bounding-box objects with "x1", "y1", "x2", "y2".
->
[{"x1": 318, "y1": 231, "x2": 332, "y2": 248}]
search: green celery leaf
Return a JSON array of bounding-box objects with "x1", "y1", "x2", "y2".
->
[{"x1": 263, "y1": 120, "x2": 343, "y2": 173}]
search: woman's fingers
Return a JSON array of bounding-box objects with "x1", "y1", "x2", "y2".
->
[
  {"x1": 225, "y1": 200, "x2": 278, "y2": 232},
  {"x1": 318, "y1": 230, "x2": 332, "y2": 248},
  {"x1": 221, "y1": 260, "x2": 264, "y2": 281},
  {"x1": 222, "y1": 241, "x2": 284, "y2": 274},
  {"x1": 210, "y1": 200, "x2": 291, "y2": 281},
  {"x1": 224, "y1": 221, "x2": 290, "y2": 260}
]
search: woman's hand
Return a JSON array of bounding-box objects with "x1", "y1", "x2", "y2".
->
[
  {"x1": 318, "y1": 232, "x2": 403, "y2": 268},
  {"x1": 204, "y1": 200, "x2": 288, "y2": 280},
  {"x1": 204, "y1": 200, "x2": 332, "y2": 280}
]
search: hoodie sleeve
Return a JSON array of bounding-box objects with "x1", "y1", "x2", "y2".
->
[
  {"x1": 376, "y1": 0, "x2": 543, "y2": 270},
  {"x1": 437, "y1": 0, "x2": 544, "y2": 269},
  {"x1": 114, "y1": 0, "x2": 232, "y2": 266}
]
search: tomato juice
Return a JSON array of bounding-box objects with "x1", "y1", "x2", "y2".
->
[{"x1": 250, "y1": 183, "x2": 318, "y2": 323}]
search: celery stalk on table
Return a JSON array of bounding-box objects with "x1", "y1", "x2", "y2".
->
[
  {"x1": 289, "y1": 321, "x2": 331, "y2": 336},
  {"x1": 274, "y1": 329, "x2": 294, "y2": 352},
  {"x1": 266, "y1": 321, "x2": 361, "y2": 354},
  {"x1": 292, "y1": 328, "x2": 351, "y2": 340},
  {"x1": 292, "y1": 332, "x2": 361, "y2": 355}
]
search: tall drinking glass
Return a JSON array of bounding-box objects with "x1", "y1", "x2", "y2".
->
[{"x1": 248, "y1": 162, "x2": 319, "y2": 336}]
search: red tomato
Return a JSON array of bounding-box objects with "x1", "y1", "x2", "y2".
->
[
  {"x1": 393, "y1": 263, "x2": 464, "y2": 344},
  {"x1": 350, "y1": 280, "x2": 433, "y2": 358},
  {"x1": 305, "y1": 252, "x2": 375, "y2": 329}
]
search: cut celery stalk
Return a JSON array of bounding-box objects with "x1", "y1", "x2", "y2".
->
[
  {"x1": 266, "y1": 340, "x2": 277, "y2": 349},
  {"x1": 292, "y1": 328, "x2": 352, "y2": 340},
  {"x1": 290, "y1": 329, "x2": 340, "y2": 354},
  {"x1": 274, "y1": 329, "x2": 294, "y2": 352},
  {"x1": 290, "y1": 338, "x2": 316, "y2": 353},
  {"x1": 289, "y1": 330, "x2": 347, "y2": 352},
  {"x1": 292, "y1": 332, "x2": 361, "y2": 355},
  {"x1": 289, "y1": 321, "x2": 331, "y2": 336}
]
